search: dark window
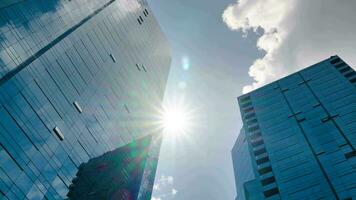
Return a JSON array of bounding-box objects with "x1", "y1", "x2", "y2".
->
[
  {"x1": 261, "y1": 176, "x2": 275, "y2": 186},
  {"x1": 241, "y1": 101, "x2": 252, "y2": 108},
  {"x1": 256, "y1": 156, "x2": 269, "y2": 165},
  {"x1": 136, "y1": 64, "x2": 141, "y2": 71},
  {"x1": 250, "y1": 132, "x2": 262, "y2": 140},
  {"x1": 53, "y1": 126, "x2": 65, "y2": 141},
  {"x1": 73, "y1": 101, "x2": 83, "y2": 113},
  {"x1": 339, "y1": 67, "x2": 351, "y2": 73},
  {"x1": 142, "y1": 65, "x2": 147, "y2": 72},
  {"x1": 248, "y1": 125, "x2": 259, "y2": 132},
  {"x1": 239, "y1": 96, "x2": 251, "y2": 104},
  {"x1": 243, "y1": 107, "x2": 254, "y2": 113},
  {"x1": 137, "y1": 18, "x2": 142, "y2": 25},
  {"x1": 254, "y1": 147, "x2": 266, "y2": 156},
  {"x1": 246, "y1": 118, "x2": 258, "y2": 126},
  {"x1": 258, "y1": 166, "x2": 272, "y2": 175},
  {"x1": 349, "y1": 77, "x2": 356, "y2": 83},
  {"x1": 345, "y1": 71, "x2": 356, "y2": 78},
  {"x1": 263, "y1": 187, "x2": 279, "y2": 197},
  {"x1": 330, "y1": 57, "x2": 341, "y2": 64},
  {"x1": 345, "y1": 151, "x2": 356, "y2": 159},
  {"x1": 335, "y1": 62, "x2": 346, "y2": 69},
  {"x1": 244, "y1": 113, "x2": 255, "y2": 120},
  {"x1": 144, "y1": 9, "x2": 149, "y2": 16},
  {"x1": 252, "y1": 139, "x2": 264, "y2": 148},
  {"x1": 109, "y1": 54, "x2": 116, "y2": 62},
  {"x1": 139, "y1": 16, "x2": 144, "y2": 22}
]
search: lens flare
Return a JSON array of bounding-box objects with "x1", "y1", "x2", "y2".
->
[
  {"x1": 182, "y1": 56, "x2": 190, "y2": 70},
  {"x1": 157, "y1": 97, "x2": 193, "y2": 138},
  {"x1": 161, "y1": 106, "x2": 188, "y2": 136}
]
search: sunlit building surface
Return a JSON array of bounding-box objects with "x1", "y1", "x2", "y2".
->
[
  {"x1": 235, "y1": 56, "x2": 356, "y2": 199},
  {"x1": 67, "y1": 133, "x2": 162, "y2": 200},
  {"x1": 0, "y1": 0, "x2": 170, "y2": 199}
]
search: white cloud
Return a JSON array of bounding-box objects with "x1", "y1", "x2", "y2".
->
[
  {"x1": 223, "y1": 0, "x2": 356, "y2": 93},
  {"x1": 153, "y1": 184, "x2": 160, "y2": 191},
  {"x1": 159, "y1": 175, "x2": 174, "y2": 185},
  {"x1": 152, "y1": 175, "x2": 177, "y2": 199}
]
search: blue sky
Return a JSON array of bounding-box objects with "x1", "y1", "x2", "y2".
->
[
  {"x1": 148, "y1": 0, "x2": 356, "y2": 199},
  {"x1": 147, "y1": 0, "x2": 262, "y2": 199}
]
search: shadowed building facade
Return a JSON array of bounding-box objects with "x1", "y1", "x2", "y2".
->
[
  {"x1": 234, "y1": 56, "x2": 356, "y2": 199},
  {"x1": 0, "y1": 0, "x2": 170, "y2": 199},
  {"x1": 231, "y1": 129, "x2": 256, "y2": 200},
  {"x1": 67, "y1": 133, "x2": 162, "y2": 200}
]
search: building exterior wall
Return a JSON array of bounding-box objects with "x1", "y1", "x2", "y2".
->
[
  {"x1": 232, "y1": 129, "x2": 256, "y2": 200},
  {"x1": 237, "y1": 56, "x2": 356, "y2": 199},
  {"x1": 0, "y1": 0, "x2": 170, "y2": 199},
  {"x1": 67, "y1": 133, "x2": 162, "y2": 200},
  {"x1": 136, "y1": 133, "x2": 162, "y2": 200},
  {"x1": 243, "y1": 179, "x2": 264, "y2": 200}
]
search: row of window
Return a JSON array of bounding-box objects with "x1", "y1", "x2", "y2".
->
[
  {"x1": 0, "y1": 0, "x2": 170, "y2": 199},
  {"x1": 239, "y1": 95, "x2": 280, "y2": 198},
  {"x1": 330, "y1": 56, "x2": 356, "y2": 85},
  {"x1": 137, "y1": 9, "x2": 150, "y2": 25},
  {"x1": 239, "y1": 57, "x2": 356, "y2": 198},
  {"x1": 302, "y1": 60, "x2": 356, "y2": 161},
  {"x1": 136, "y1": 64, "x2": 147, "y2": 72},
  {"x1": 277, "y1": 79, "x2": 356, "y2": 199}
]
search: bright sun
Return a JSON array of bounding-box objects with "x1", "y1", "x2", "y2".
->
[
  {"x1": 161, "y1": 107, "x2": 188, "y2": 135},
  {"x1": 158, "y1": 99, "x2": 192, "y2": 137}
]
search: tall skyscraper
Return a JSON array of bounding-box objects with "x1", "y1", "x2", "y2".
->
[
  {"x1": 0, "y1": 0, "x2": 170, "y2": 199},
  {"x1": 231, "y1": 129, "x2": 256, "y2": 200},
  {"x1": 67, "y1": 133, "x2": 162, "y2": 200},
  {"x1": 234, "y1": 56, "x2": 356, "y2": 199}
]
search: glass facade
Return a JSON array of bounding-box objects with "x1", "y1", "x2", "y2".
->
[
  {"x1": 0, "y1": 0, "x2": 171, "y2": 199},
  {"x1": 243, "y1": 179, "x2": 263, "y2": 200},
  {"x1": 67, "y1": 133, "x2": 162, "y2": 200},
  {"x1": 231, "y1": 129, "x2": 256, "y2": 200},
  {"x1": 236, "y1": 56, "x2": 356, "y2": 199}
]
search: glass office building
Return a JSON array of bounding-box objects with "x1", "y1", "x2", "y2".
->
[
  {"x1": 67, "y1": 133, "x2": 162, "y2": 200},
  {"x1": 235, "y1": 56, "x2": 356, "y2": 199},
  {"x1": 0, "y1": 0, "x2": 171, "y2": 199},
  {"x1": 231, "y1": 129, "x2": 256, "y2": 200}
]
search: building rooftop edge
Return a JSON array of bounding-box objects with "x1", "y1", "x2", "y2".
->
[{"x1": 237, "y1": 55, "x2": 340, "y2": 100}]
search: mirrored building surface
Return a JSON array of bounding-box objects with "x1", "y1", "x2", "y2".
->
[
  {"x1": 0, "y1": 0, "x2": 170, "y2": 199},
  {"x1": 235, "y1": 56, "x2": 356, "y2": 199},
  {"x1": 67, "y1": 133, "x2": 162, "y2": 200}
]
